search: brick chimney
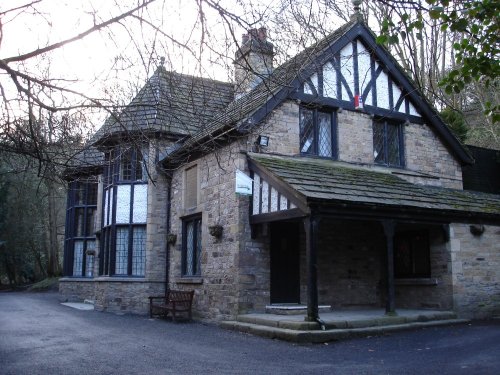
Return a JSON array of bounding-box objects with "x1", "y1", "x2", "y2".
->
[{"x1": 234, "y1": 27, "x2": 274, "y2": 98}]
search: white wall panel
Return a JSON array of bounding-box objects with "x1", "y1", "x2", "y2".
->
[
  {"x1": 261, "y1": 181, "x2": 269, "y2": 214},
  {"x1": 340, "y1": 43, "x2": 354, "y2": 100},
  {"x1": 115, "y1": 185, "x2": 131, "y2": 223},
  {"x1": 132, "y1": 184, "x2": 148, "y2": 223},
  {"x1": 270, "y1": 188, "x2": 278, "y2": 212},
  {"x1": 323, "y1": 62, "x2": 337, "y2": 99},
  {"x1": 253, "y1": 174, "x2": 261, "y2": 215},
  {"x1": 376, "y1": 65, "x2": 390, "y2": 109},
  {"x1": 357, "y1": 40, "x2": 371, "y2": 96}
]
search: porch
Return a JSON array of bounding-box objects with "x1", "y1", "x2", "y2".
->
[{"x1": 221, "y1": 308, "x2": 469, "y2": 343}]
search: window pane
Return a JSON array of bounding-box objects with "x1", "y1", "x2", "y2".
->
[
  {"x1": 132, "y1": 226, "x2": 146, "y2": 276},
  {"x1": 115, "y1": 227, "x2": 129, "y2": 275},
  {"x1": 120, "y1": 149, "x2": 133, "y2": 181},
  {"x1": 300, "y1": 109, "x2": 314, "y2": 154},
  {"x1": 195, "y1": 219, "x2": 202, "y2": 275},
  {"x1": 85, "y1": 240, "x2": 96, "y2": 277},
  {"x1": 85, "y1": 208, "x2": 96, "y2": 237},
  {"x1": 317, "y1": 112, "x2": 332, "y2": 157},
  {"x1": 387, "y1": 123, "x2": 401, "y2": 166},
  {"x1": 75, "y1": 208, "x2": 85, "y2": 237},
  {"x1": 373, "y1": 121, "x2": 385, "y2": 164},
  {"x1": 185, "y1": 221, "x2": 195, "y2": 276},
  {"x1": 87, "y1": 183, "x2": 98, "y2": 205},
  {"x1": 75, "y1": 183, "x2": 85, "y2": 205},
  {"x1": 73, "y1": 240, "x2": 84, "y2": 276}
]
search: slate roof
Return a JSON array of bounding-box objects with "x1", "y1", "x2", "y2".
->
[
  {"x1": 92, "y1": 66, "x2": 234, "y2": 144},
  {"x1": 248, "y1": 153, "x2": 500, "y2": 222},
  {"x1": 63, "y1": 146, "x2": 104, "y2": 179}
]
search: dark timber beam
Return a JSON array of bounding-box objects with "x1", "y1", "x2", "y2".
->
[
  {"x1": 304, "y1": 215, "x2": 319, "y2": 322},
  {"x1": 382, "y1": 220, "x2": 397, "y2": 315}
]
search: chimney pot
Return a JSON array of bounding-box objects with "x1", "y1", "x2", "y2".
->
[{"x1": 242, "y1": 33, "x2": 249, "y2": 44}]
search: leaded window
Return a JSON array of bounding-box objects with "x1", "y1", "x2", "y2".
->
[
  {"x1": 182, "y1": 216, "x2": 202, "y2": 277},
  {"x1": 99, "y1": 145, "x2": 147, "y2": 277},
  {"x1": 299, "y1": 107, "x2": 337, "y2": 158},
  {"x1": 373, "y1": 120, "x2": 404, "y2": 167},
  {"x1": 64, "y1": 180, "x2": 98, "y2": 277}
]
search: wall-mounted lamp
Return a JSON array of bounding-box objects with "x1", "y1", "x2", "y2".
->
[{"x1": 256, "y1": 135, "x2": 270, "y2": 147}]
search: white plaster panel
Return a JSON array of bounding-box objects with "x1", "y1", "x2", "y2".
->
[
  {"x1": 253, "y1": 174, "x2": 260, "y2": 215},
  {"x1": 132, "y1": 184, "x2": 148, "y2": 223},
  {"x1": 104, "y1": 190, "x2": 109, "y2": 226},
  {"x1": 270, "y1": 187, "x2": 278, "y2": 212},
  {"x1": 261, "y1": 180, "x2": 269, "y2": 214},
  {"x1": 115, "y1": 185, "x2": 131, "y2": 224},
  {"x1": 376, "y1": 67, "x2": 390, "y2": 109},
  {"x1": 357, "y1": 40, "x2": 371, "y2": 95},
  {"x1": 304, "y1": 73, "x2": 318, "y2": 95},
  {"x1": 290, "y1": 202, "x2": 296, "y2": 209},
  {"x1": 340, "y1": 42, "x2": 354, "y2": 100},
  {"x1": 409, "y1": 101, "x2": 420, "y2": 116},
  {"x1": 280, "y1": 195, "x2": 288, "y2": 211},
  {"x1": 323, "y1": 61, "x2": 337, "y2": 99}
]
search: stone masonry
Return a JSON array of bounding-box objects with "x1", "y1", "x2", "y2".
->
[{"x1": 450, "y1": 223, "x2": 500, "y2": 318}]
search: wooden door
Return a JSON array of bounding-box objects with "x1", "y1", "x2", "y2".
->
[{"x1": 270, "y1": 221, "x2": 300, "y2": 304}]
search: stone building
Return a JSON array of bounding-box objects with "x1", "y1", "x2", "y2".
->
[{"x1": 60, "y1": 14, "x2": 500, "y2": 322}]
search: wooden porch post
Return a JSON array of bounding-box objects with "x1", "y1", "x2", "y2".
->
[
  {"x1": 304, "y1": 215, "x2": 319, "y2": 322},
  {"x1": 382, "y1": 220, "x2": 396, "y2": 315}
]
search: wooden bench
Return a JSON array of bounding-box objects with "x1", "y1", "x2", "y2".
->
[{"x1": 148, "y1": 290, "x2": 194, "y2": 322}]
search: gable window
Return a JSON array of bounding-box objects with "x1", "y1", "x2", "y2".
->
[
  {"x1": 100, "y1": 145, "x2": 147, "y2": 277},
  {"x1": 64, "y1": 179, "x2": 98, "y2": 277},
  {"x1": 394, "y1": 231, "x2": 430, "y2": 278},
  {"x1": 182, "y1": 216, "x2": 202, "y2": 277},
  {"x1": 300, "y1": 107, "x2": 337, "y2": 158},
  {"x1": 373, "y1": 119, "x2": 404, "y2": 167}
]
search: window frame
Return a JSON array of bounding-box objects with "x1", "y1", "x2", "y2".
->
[
  {"x1": 394, "y1": 230, "x2": 431, "y2": 279},
  {"x1": 99, "y1": 145, "x2": 148, "y2": 277},
  {"x1": 181, "y1": 215, "x2": 202, "y2": 277},
  {"x1": 64, "y1": 179, "x2": 98, "y2": 278},
  {"x1": 373, "y1": 119, "x2": 405, "y2": 168},
  {"x1": 299, "y1": 106, "x2": 338, "y2": 159}
]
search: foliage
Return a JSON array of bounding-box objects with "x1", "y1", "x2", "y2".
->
[
  {"x1": 441, "y1": 107, "x2": 468, "y2": 142},
  {"x1": 377, "y1": 0, "x2": 499, "y2": 124},
  {"x1": 0, "y1": 153, "x2": 66, "y2": 285}
]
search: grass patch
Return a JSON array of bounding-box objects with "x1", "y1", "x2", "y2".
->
[{"x1": 27, "y1": 277, "x2": 59, "y2": 292}]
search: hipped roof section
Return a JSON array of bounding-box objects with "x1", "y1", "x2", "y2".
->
[
  {"x1": 161, "y1": 18, "x2": 473, "y2": 166},
  {"x1": 91, "y1": 66, "x2": 234, "y2": 146},
  {"x1": 248, "y1": 153, "x2": 500, "y2": 223}
]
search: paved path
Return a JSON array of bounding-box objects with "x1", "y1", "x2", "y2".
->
[{"x1": 1, "y1": 292, "x2": 500, "y2": 375}]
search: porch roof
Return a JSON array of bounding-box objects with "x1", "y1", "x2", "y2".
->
[{"x1": 248, "y1": 153, "x2": 500, "y2": 224}]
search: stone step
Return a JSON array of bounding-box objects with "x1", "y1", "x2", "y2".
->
[
  {"x1": 236, "y1": 310, "x2": 458, "y2": 331},
  {"x1": 265, "y1": 304, "x2": 331, "y2": 315},
  {"x1": 220, "y1": 318, "x2": 470, "y2": 343}
]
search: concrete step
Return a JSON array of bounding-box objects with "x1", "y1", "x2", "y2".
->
[{"x1": 220, "y1": 318, "x2": 470, "y2": 343}]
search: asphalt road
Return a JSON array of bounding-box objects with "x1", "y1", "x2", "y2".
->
[{"x1": 1, "y1": 292, "x2": 499, "y2": 375}]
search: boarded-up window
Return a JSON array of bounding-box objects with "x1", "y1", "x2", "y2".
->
[{"x1": 185, "y1": 165, "x2": 198, "y2": 208}]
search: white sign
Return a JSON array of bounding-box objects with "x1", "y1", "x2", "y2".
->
[{"x1": 235, "y1": 169, "x2": 253, "y2": 196}]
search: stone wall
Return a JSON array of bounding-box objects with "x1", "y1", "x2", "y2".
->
[
  {"x1": 93, "y1": 279, "x2": 164, "y2": 314},
  {"x1": 168, "y1": 140, "x2": 250, "y2": 320},
  {"x1": 255, "y1": 100, "x2": 462, "y2": 189},
  {"x1": 404, "y1": 123, "x2": 463, "y2": 189},
  {"x1": 59, "y1": 279, "x2": 95, "y2": 302},
  {"x1": 450, "y1": 223, "x2": 500, "y2": 318}
]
